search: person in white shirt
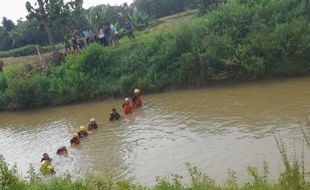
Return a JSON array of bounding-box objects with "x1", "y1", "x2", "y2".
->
[
  {"x1": 110, "y1": 23, "x2": 120, "y2": 46},
  {"x1": 98, "y1": 27, "x2": 105, "y2": 45}
]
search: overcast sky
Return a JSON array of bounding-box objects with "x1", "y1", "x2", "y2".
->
[{"x1": 0, "y1": 0, "x2": 133, "y2": 23}]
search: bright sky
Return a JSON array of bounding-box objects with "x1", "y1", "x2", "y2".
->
[{"x1": 0, "y1": 0, "x2": 133, "y2": 23}]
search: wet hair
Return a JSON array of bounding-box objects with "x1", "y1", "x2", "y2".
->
[
  {"x1": 43, "y1": 153, "x2": 48, "y2": 157},
  {"x1": 112, "y1": 108, "x2": 116, "y2": 112},
  {"x1": 57, "y1": 146, "x2": 67, "y2": 155}
]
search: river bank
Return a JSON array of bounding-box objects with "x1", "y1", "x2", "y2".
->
[{"x1": 0, "y1": 0, "x2": 310, "y2": 111}]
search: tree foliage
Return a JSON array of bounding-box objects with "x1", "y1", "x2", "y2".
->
[{"x1": 133, "y1": 0, "x2": 191, "y2": 18}]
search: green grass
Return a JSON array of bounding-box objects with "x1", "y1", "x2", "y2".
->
[{"x1": 0, "y1": 157, "x2": 309, "y2": 190}]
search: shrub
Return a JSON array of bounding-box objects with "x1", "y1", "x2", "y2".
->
[{"x1": 5, "y1": 74, "x2": 50, "y2": 110}]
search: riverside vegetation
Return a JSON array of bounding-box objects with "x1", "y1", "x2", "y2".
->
[{"x1": 0, "y1": 0, "x2": 310, "y2": 110}]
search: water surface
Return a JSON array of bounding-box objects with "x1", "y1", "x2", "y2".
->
[{"x1": 0, "y1": 77, "x2": 309, "y2": 184}]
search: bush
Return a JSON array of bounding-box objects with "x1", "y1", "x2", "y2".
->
[{"x1": 5, "y1": 74, "x2": 50, "y2": 110}]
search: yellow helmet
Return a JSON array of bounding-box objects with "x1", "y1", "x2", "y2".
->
[
  {"x1": 134, "y1": 88, "x2": 140, "y2": 94},
  {"x1": 72, "y1": 133, "x2": 78, "y2": 138},
  {"x1": 80, "y1": 126, "x2": 86, "y2": 131},
  {"x1": 124, "y1": 97, "x2": 130, "y2": 102}
]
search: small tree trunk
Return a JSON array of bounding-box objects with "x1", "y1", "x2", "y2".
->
[
  {"x1": 37, "y1": 0, "x2": 56, "y2": 53},
  {"x1": 43, "y1": 22, "x2": 56, "y2": 53}
]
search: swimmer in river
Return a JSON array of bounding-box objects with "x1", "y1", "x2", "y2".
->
[
  {"x1": 41, "y1": 153, "x2": 52, "y2": 163},
  {"x1": 132, "y1": 88, "x2": 142, "y2": 108},
  {"x1": 122, "y1": 97, "x2": 133, "y2": 114},
  {"x1": 78, "y1": 126, "x2": 88, "y2": 138},
  {"x1": 109, "y1": 108, "x2": 121, "y2": 121},
  {"x1": 88, "y1": 118, "x2": 98, "y2": 130},
  {"x1": 56, "y1": 146, "x2": 68, "y2": 156},
  {"x1": 70, "y1": 132, "x2": 80, "y2": 146}
]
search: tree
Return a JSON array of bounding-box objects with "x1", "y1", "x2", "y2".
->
[
  {"x1": 0, "y1": 27, "x2": 12, "y2": 51},
  {"x1": 11, "y1": 19, "x2": 48, "y2": 48},
  {"x1": 86, "y1": 4, "x2": 122, "y2": 29},
  {"x1": 197, "y1": 0, "x2": 224, "y2": 14},
  {"x1": 2, "y1": 17, "x2": 15, "y2": 32},
  {"x1": 129, "y1": 7, "x2": 152, "y2": 30},
  {"x1": 134, "y1": 0, "x2": 189, "y2": 18},
  {"x1": 26, "y1": 0, "x2": 57, "y2": 53}
]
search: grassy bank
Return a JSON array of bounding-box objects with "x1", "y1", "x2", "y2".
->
[
  {"x1": 0, "y1": 153, "x2": 309, "y2": 190},
  {"x1": 0, "y1": 0, "x2": 310, "y2": 110},
  {"x1": 0, "y1": 44, "x2": 64, "y2": 59}
]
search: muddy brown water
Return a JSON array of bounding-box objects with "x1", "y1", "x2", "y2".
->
[{"x1": 0, "y1": 77, "x2": 310, "y2": 185}]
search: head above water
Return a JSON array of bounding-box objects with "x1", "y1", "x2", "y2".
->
[
  {"x1": 124, "y1": 97, "x2": 130, "y2": 103},
  {"x1": 90, "y1": 118, "x2": 95, "y2": 122},
  {"x1": 112, "y1": 108, "x2": 116, "y2": 112},
  {"x1": 134, "y1": 88, "x2": 140, "y2": 95},
  {"x1": 72, "y1": 133, "x2": 78, "y2": 138},
  {"x1": 60, "y1": 146, "x2": 67, "y2": 151},
  {"x1": 80, "y1": 126, "x2": 86, "y2": 131},
  {"x1": 43, "y1": 153, "x2": 49, "y2": 158}
]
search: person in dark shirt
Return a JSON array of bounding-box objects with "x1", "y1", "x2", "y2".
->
[
  {"x1": 78, "y1": 126, "x2": 88, "y2": 138},
  {"x1": 41, "y1": 153, "x2": 52, "y2": 163},
  {"x1": 88, "y1": 118, "x2": 98, "y2": 130},
  {"x1": 109, "y1": 108, "x2": 121, "y2": 121},
  {"x1": 124, "y1": 18, "x2": 135, "y2": 40},
  {"x1": 70, "y1": 133, "x2": 80, "y2": 146}
]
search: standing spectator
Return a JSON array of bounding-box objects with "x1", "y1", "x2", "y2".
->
[
  {"x1": 98, "y1": 27, "x2": 105, "y2": 45},
  {"x1": 78, "y1": 35, "x2": 85, "y2": 49},
  {"x1": 83, "y1": 29, "x2": 91, "y2": 46},
  {"x1": 89, "y1": 30, "x2": 95, "y2": 44},
  {"x1": 110, "y1": 23, "x2": 119, "y2": 46},
  {"x1": 64, "y1": 35, "x2": 71, "y2": 53},
  {"x1": 124, "y1": 18, "x2": 135, "y2": 40},
  {"x1": 104, "y1": 23, "x2": 112, "y2": 46},
  {"x1": 71, "y1": 32, "x2": 78, "y2": 52}
]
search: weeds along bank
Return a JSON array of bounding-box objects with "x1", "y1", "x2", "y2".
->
[
  {"x1": 1, "y1": 155, "x2": 310, "y2": 190},
  {"x1": 0, "y1": 0, "x2": 310, "y2": 110}
]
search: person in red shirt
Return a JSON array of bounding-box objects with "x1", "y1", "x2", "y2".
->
[
  {"x1": 132, "y1": 88, "x2": 142, "y2": 108},
  {"x1": 123, "y1": 97, "x2": 133, "y2": 114}
]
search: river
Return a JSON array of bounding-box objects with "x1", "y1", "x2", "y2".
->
[{"x1": 0, "y1": 77, "x2": 309, "y2": 185}]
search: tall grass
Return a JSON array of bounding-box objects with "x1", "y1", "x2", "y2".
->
[{"x1": 0, "y1": 154, "x2": 310, "y2": 190}]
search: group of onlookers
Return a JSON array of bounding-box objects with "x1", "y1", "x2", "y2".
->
[{"x1": 64, "y1": 18, "x2": 135, "y2": 53}]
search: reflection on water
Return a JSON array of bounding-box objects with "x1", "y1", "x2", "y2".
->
[{"x1": 0, "y1": 77, "x2": 309, "y2": 184}]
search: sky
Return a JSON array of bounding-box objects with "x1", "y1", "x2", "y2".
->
[{"x1": 0, "y1": 0, "x2": 133, "y2": 23}]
